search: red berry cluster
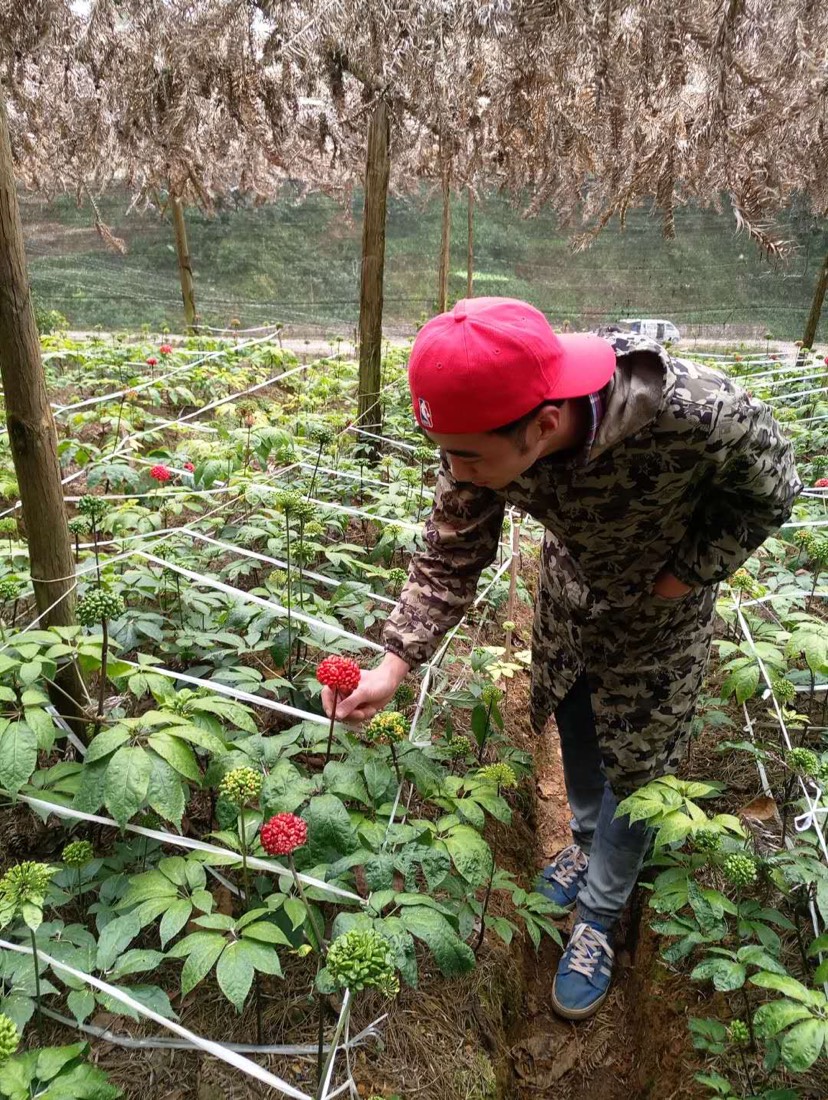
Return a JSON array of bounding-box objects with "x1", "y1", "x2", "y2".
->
[
  {"x1": 261, "y1": 813, "x2": 308, "y2": 856},
  {"x1": 159, "y1": 344, "x2": 173, "y2": 355},
  {"x1": 183, "y1": 461, "x2": 195, "y2": 473},
  {"x1": 816, "y1": 478, "x2": 828, "y2": 488},
  {"x1": 316, "y1": 655, "x2": 361, "y2": 696},
  {"x1": 146, "y1": 356, "x2": 158, "y2": 367},
  {"x1": 150, "y1": 464, "x2": 172, "y2": 482}
]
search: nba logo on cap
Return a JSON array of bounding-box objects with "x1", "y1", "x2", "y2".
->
[{"x1": 418, "y1": 397, "x2": 433, "y2": 428}]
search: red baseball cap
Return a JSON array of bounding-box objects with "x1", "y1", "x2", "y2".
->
[{"x1": 408, "y1": 297, "x2": 617, "y2": 434}]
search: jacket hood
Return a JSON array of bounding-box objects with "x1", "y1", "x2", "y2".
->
[{"x1": 588, "y1": 332, "x2": 672, "y2": 461}]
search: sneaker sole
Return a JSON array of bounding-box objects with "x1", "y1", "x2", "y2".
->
[{"x1": 550, "y1": 976, "x2": 610, "y2": 1021}]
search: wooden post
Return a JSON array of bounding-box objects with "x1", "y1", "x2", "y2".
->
[
  {"x1": 357, "y1": 99, "x2": 390, "y2": 442},
  {"x1": 437, "y1": 160, "x2": 452, "y2": 313},
  {"x1": 0, "y1": 86, "x2": 86, "y2": 730},
  {"x1": 171, "y1": 195, "x2": 197, "y2": 332},
  {"x1": 467, "y1": 186, "x2": 474, "y2": 299},
  {"x1": 803, "y1": 248, "x2": 828, "y2": 350}
]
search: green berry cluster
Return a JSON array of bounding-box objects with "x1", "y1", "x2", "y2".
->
[
  {"x1": 307, "y1": 422, "x2": 335, "y2": 446},
  {"x1": 384, "y1": 524, "x2": 402, "y2": 540},
  {"x1": 729, "y1": 569, "x2": 760, "y2": 596},
  {"x1": 388, "y1": 567, "x2": 408, "y2": 592},
  {"x1": 722, "y1": 852, "x2": 759, "y2": 888},
  {"x1": 67, "y1": 517, "x2": 90, "y2": 537},
  {"x1": 771, "y1": 677, "x2": 797, "y2": 705},
  {"x1": 810, "y1": 538, "x2": 828, "y2": 568},
  {"x1": 786, "y1": 747, "x2": 819, "y2": 777},
  {"x1": 480, "y1": 684, "x2": 503, "y2": 708},
  {"x1": 443, "y1": 735, "x2": 472, "y2": 759},
  {"x1": 414, "y1": 445, "x2": 435, "y2": 465},
  {"x1": 215, "y1": 797, "x2": 240, "y2": 829},
  {"x1": 364, "y1": 711, "x2": 407, "y2": 746},
  {"x1": 77, "y1": 495, "x2": 108, "y2": 522},
  {"x1": 727, "y1": 1020, "x2": 750, "y2": 1045},
  {"x1": 218, "y1": 767, "x2": 263, "y2": 807},
  {"x1": 0, "y1": 578, "x2": 21, "y2": 602},
  {"x1": 0, "y1": 519, "x2": 16, "y2": 538},
  {"x1": 477, "y1": 762, "x2": 518, "y2": 790},
  {"x1": 274, "y1": 490, "x2": 304, "y2": 516},
  {"x1": 793, "y1": 529, "x2": 814, "y2": 549},
  {"x1": 691, "y1": 829, "x2": 721, "y2": 854},
  {"x1": 0, "y1": 1014, "x2": 18, "y2": 1062},
  {"x1": 304, "y1": 521, "x2": 325, "y2": 538},
  {"x1": 393, "y1": 682, "x2": 415, "y2": 709},
  {"x1": 62, "y1": 840, "x2": 95, "y2": 868},
  {"x1": 326, "y1": 928, "x2": 399, "y2": 995},
  {"x1": 0, "y1": 861, "x2": 54, "y2": 923},
  {"x1": 76, "y1": 587, "x2": 125, "y2": 625}
]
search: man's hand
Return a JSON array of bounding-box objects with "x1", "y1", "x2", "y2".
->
[
  {"x1": 652, "y1": 569, "x2": 693, "y2": 599},
  {"x1": 321, "y1": 652, "x2": 410, "y2": 723}
]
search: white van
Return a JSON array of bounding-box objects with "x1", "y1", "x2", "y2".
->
[{"x1": 618, "y1": 318, "x2": 681, "y2": 343}]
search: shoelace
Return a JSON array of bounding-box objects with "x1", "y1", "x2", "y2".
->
[
  {"x1": 566, "y1": 922, "x2": 614, "y2": 980},
  {"x1": 547, "y1": 843, "x2": 589, "y2": 888}
]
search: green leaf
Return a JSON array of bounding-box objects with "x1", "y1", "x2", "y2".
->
[
  {"x1": 751, "y1": 971, "x2": 825, "y2": 1005},
  {"x1": 159, "y1": 899, "x2": 193, "y2": 948},
  {"x1": 321, "y1": 761, "x2": 369, "y2": 805},
  {"x1": 85, "y1": 725, "x2": 132, "y2": 764},
  {"x1": 779, "y1": 1018, "x2": 827, "y2": 1072},
  {"x1": 0, "y1": 720, "x2": 37, "y2": 793},
  {"x1": 23, "y1": 707, "x2": 57, "y2": 752},
  {"x1": 303, "y1": 794, "x2": 358, "y2": 863},
  {"x1": 169, "y1": 723, "x2": 227, "y2": 755},
  {"x1": 753, "y1": 1000, "x2": 813, "y2": 1038},
  {"x1": 654, "y1": 810, "x2": 693, "y2": 849},
  {"x1": 147, "y1": 733, "x2": 201, "y2": 782},
  {"x1": 72, "y1": 759, "x2": 107, "y2": 814},
  {"x1": 216, "y1": 940, "x2": 255, "y2": 1011},
  {"x1": 35, "y1": 1042, "x2": 87, "y2": 1082},
  {"x1": 235, "y1": 937, "x2": 283, "y2": 977},
  {"x1": 170, "y1": 932, "x2": 226, "y2": 997},
  {"x1": 400, "y1": 905, "x2": 475, "y2": 977},
  {"x1": 690, "y1": 958, "x2": 746, "y2": 991},
  {"x1": 147, "y1": 754, "x2": 186, "y2": 829},
  {"x1": 442, "y1": 825, "x2": 492, "y2": 888},
  {"x1": 261, "y1": 760, "x2": 314, "y2": 815},
  {"x1": 104, "y1": 746, "x2": 152, "y2": 826},
  {"x1": 363, "y1": 760, "x2": 395, "y2": 805},
  {"x1": 67, "y1": 988, "x2": 96, "y2": 1025},
  {"x1": 96, "y1": 914, "x2": 141, "y2": 972},
  {"x1": 109, "y1": 949, "x2": 166, "y2": 980},
  {"x1": 116, "y1": 870, "x2": 174, "y2": 911},
  {"x1": 240, "y1": 921, "x2": 292, "y2": 947}
]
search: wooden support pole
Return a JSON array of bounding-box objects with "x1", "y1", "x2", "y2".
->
[
  {"x1": 803, "y1": 248, "x2": 828, "y2": 350},
  {"x1": 437, "y1": 161, "x2": 452, "y2": 313},
  {"x1": 171, "y1": 195, "x2": 197, "y2": 333},
  {"x1": 357, "y1": 100, "x2": 390, "y2": 444},
  {"x1": 467, "y1": 187, "x2": 474, "y2": 299},
  {"x1": 0, "y1": 85, "x2": 86, "y2": 731}
]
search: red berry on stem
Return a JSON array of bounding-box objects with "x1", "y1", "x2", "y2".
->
[
  {"x1": 316, "y1": 655, "x2": 361, "y2": 696},
  {"x1": 150, "y1": 464, "x2": 172, "y2": 482},
  {"x1": 261, "y1": 813, "x2": 308, "y2": 856},
  {"x1": 160, "y1": 344, "x2": 173, "y2": 355},
  {"x1": 146, "y1": 356, "x2": 158, "y2": 366}
]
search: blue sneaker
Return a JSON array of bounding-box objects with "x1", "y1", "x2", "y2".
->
[
  {"x1": 535, "y1": 844, "x2": 589, "y2": 910},
  {"x1": 551, "y1": 921, "x2": 614, "y2": 1020}
]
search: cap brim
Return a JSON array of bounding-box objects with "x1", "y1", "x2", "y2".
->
[{"x1": 550, "y1": 333, "x2": 618, "y2": 399}]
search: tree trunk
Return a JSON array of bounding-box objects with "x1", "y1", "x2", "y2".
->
[
  {"x1": 467, "y1": 187, "x2": 474, "y2": 299},
  {"x1": 437, "y1": 162, "x2": 452, "y2": 313},
  {"x1": 803, "y1": 248, "x2": 828, "y2": 350},
  {"x1": 0, "y1": 86, "x2": 86, "y2": 732},
  {"x1": 357, "y1": 100, "x2": 390, "y2": 443},
  {"x1": 171, "y1": 195, "x2": 197, "y2": 332}
]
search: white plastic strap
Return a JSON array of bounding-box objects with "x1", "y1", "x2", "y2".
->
[
  {"x1": 0, "y1": 938, "x2": 314, "y2": 1100},
  {"x1": 134, "y1": 551, "x2": 384, "y2": 651},
  {"x1": 5, "y1": 790, "x2": 366, "y2": 904}
]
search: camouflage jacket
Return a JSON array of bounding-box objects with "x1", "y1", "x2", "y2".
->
[{"x1": 383, "y1": 333, "x2": 802, "y2": 790}]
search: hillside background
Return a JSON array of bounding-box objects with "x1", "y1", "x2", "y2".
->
[{"x1": 19, "y1": 186, "x2": 828, "y2": 341}]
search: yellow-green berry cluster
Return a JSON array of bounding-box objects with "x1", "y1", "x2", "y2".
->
[
  {"x1": 477, "y1": 762, "x2": 518, "y2": 790},
  {"x1": 393, "y1": 682, "x2": 415, "y2": 709},
  {"x1": 77, "y1": 495, "x2": 108, "y2": 522},
  {"x1": 443, "y1": 735, "x2": 472, "y2": 759},
  {"x1": 771, "y1": 678, "x2": 797, "y2": 705},
  {"x1": 218, "y1": 767, "x2": 263, "y2": 807},
  {"x1": 62, "y1": 840, "x2": 95, "y2": 868},
  {"x1": 786, "y1": 747, "x2": 819, "y2": 776},
  {"x1": 691, "y1": 829, "x2": 720, "y2": 854},
  {"x1": 364, "y1": 711, "x2": 407, "y2": 746},
  {"x1": 480, "y1": 684, "x2": 503, "y2": 709},
  {"x1": 728, "y1": 1020, "x2": 750, "y2": 1045},
  {"x1": 0, "y1": 1014, "x2": 18, "y2": 1062},
  {"x1": 722, "y1": 852, "x2": 759, "y2": 888}
]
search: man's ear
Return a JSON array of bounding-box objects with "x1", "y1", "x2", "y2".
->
[{"x1": 534, "y1": 403, "x2": 563, "y2": 441}]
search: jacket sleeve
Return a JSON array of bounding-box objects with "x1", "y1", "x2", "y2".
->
[
  {"x1": 383, "y1": 456, "x2": 505, "y2": 666},
  {"x1": 667, "y1": 393, "x2": 801, "y2": 587}
]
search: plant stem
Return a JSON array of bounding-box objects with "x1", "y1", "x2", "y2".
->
[
  {"x1": 742, "y1": 984, "x2": 757, "y2": 1052},
  {"x1": 474, "y1": 826, "x2": 498, "y2": 953},
  {"x1": 30, "y1": 926, "x2": 41, "y2": 1026},
  {"x1": 284, "y1": 516, "x2": 292, "y2": 678},
  {"x1": 324, "y1": 689, "x2": 339, "y2": 763},
  {"x1": 478, "y1": 700, "x2": 494, "y2": 763},
  {"x1": 238, "y1": 810, "x2": 251, "y2": 909},
  {"x1": 288, "y1": 853, "x2": 325, "y2": 951},
  {"x1": 112, "y1": 397, "x2": 125, "y2": 453},
  {"x1": 389, "y1": 741, "x2": 403, "y2": 788},
  {"x1": 92, "y1": 617, "x2": 109, "y2": 737},
  {"x1": 808, "y1": 567, "x2": 821, "y2": 612},
  {"x1": 307, "y1": 442, "x2": 324, "y2": 500},
  {"x1": 92, "y1": 517, "x2": 101, "y2": 583},
  {"x1": 316, "y1": 988, "x2": 325, "y2": 1088}
]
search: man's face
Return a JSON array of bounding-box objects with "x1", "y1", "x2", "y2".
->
[{"x1": 424, "y1": 411, "x2": 557, "y2": 490}]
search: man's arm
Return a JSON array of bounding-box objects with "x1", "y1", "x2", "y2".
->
[
  {"x1": 325, "y1": 457, "x2": 505, "y2": 721},
  {"x1": 383, "y1": 455, "x2": 506, "y2": 663},
  {"x1": 666, "y1": 392, "x2": 802, "y2": 588}
]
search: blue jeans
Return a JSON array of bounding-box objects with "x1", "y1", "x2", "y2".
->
[{"x1": 556, "y1": 673, "x2": 652, "y2": 929}]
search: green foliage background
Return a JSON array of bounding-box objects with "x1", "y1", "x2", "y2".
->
[{"x1": 20, "y1": 185, "x2": 828, "y2": 338}]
